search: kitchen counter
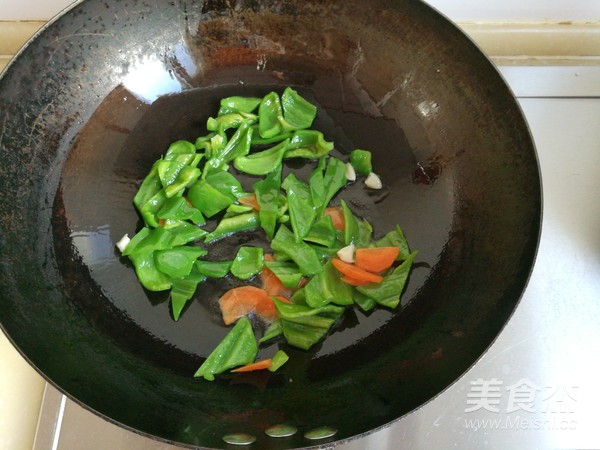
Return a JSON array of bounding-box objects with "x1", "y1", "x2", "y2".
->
[{"x1": 1, "y1": 11, "x2": 600, "y2": 450}]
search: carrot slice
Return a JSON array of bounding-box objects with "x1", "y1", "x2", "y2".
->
[
  {"x1": 260, "y1": 254, "x2": 293, "y2": 298},
  {"x1": 231, "y1": 358, "x2": 272, "y2": 373},
  {"x1": 331, "y1": 258, "x2": 383, "y2": 283},
  {"x1": 340, "y1": 276, "x2": 373, "y2": 286},
  {"x1": 218, "y1": 286, "x2": 278, "y2": 325},
  {"x1": 324, "y1": 207, "x2": 345, "y2": 231},
  {"x1": 354, "y1": 247, "x2": 400, "y2": 273},
  {"x1": 238, "y1": 194, "x2": 260, "y2": 211}
]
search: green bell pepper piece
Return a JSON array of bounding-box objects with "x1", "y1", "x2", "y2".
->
[
  {"x1": 123, "y1": 226, "x2": 175, "y2": 256},
  {"x1": 156, "y1": 160, "x2": 201, "y2": 198},
  {"x1": 171, "y1": 269, "x2": 206, "y2": 321},
  {"x1": 230, "y1": 246, "x2": 264, "y2": 280},
  {"x1": 303, "y1": 215, "x2": 337, "y2": 248},
  {"x1": 273, "y1": 299, "x2": 344, "y2": 350},
  {"x1": 264, "y1": 260, "x2": 303, "y2": 289},
  {"x1": 233, "y1": 138, "x2": 289, "y2": 176},
  {"x1": 357, "y1": 217, "x2": 374, "y2": 248},
  {"x1": 219, "y1": 121, "x2": 253, "y2": 163},
  {"x1": 270, "y1": 225, "x2": 322, "y2": 276},
  {"x1": 284, "y1": 130, "x2": 333, "y2": 159},
  {"x1": 139, "y1": 188, "x2": 167, "y2": 228},
  {"x1": 226, "y1": 204, "x2": 253, "y2": 216},
  {"x1": 121, "y1": 227, "x2": 151, "y2": 256},
  {"x1": 251, "y1": 131, "x2": 293, "y2": 146},
  {"x1": 154, "y1": 246, "x2": 207, "y2": 279},
  {"x1": 280, "y1": 87, "x2": 317, "y2": 130},
  {"x1": 356, "y1": 251, "x2": 418, "y2": 308},
  {"x1": 304, "y1": 261, "x2": 353, "y2": 308},
  {"x1": 187, "y1": 170, "x2": 242, "y2": 218},
  {"x1": 166, "y1": 221, "x2": 208, "y2": 245},
  {"x1": 258, "y1": 91, "x2": 284, "y2": 139},
  {"x1": 133, "y1": 160, "x2": 162, "y2": 214},
  {"x1": 259, "y1": 320, "x2": 283, "y2": 344},
  {"x1": 129, "y1": 250, "x2": 172, "y2": 291},
  {"x1": 194, "y1": 260, "x2": 232, "y2": 278},
  {"x1": 157, "y1": 195, "x2": 205, "y2": 225},
  {"x1": 253, "y1": 165, "x2": 282, "y2": 239},
  {"x1": 218, "y1": 96, "x2": 262, "y2": 115},
  {"x1": 268, "y1": 349, "x2": 289, "y2": 372},
  {"x1": 374, "y1": 225, "x2": 411, "y2": 260},
  {"x1": 341, "y1": 200, "x2": 360, "y2": 246},
  {"x1": 205, "y1": 170, "x2": 245, "y2": 199},
  {"x1": 283, "y1": 173, "x2": 316, "y2": 243},
  {"x1": 308, "y1": 156, "x2": 327, "y2": 208},
  {"x1": 164, "y1": 140, "x2": 197, "y2": 160},
  {"x1": 315, "y1": 157, "x2": 347, "y2": 217},
  {"x1": 349, "y1": 149, "x2": 373, "y2": 175},
  {"x1": 194, "y1": 317, "x2": 258, "y2": 380},
  {"x1": 352, "y1": 289, "x2": 377, "y2": 312},
  {"x1": 204, "y1": 212, "x2": 260, "y2": 244},
  {"x1": 187, "y1": 181, "x2": 233, "y2": 218},
  {"x1": 196, "y1": 132, "x2": 227, "y2": 161},
  {"x1": 207, "y1": 113, "x2": 254, "y2": 133}
]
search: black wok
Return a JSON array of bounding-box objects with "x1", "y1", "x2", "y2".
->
[{"x1": 0, "y1": 0, "x2": 541, "y2": 448}]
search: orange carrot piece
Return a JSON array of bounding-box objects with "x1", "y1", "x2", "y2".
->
[
  {"x1": 331, "y1": 258, "x2": 383, "y2": 284},
  {"x1": 324, "y1": 207, "x2": 345, "y2": 231},
  {"x1": 340, "y1": 276, "x2": 373, "y2": 286},
  {"x1": 260, "y1": 254, "x2": 293, "y2": 298},
  {"x1": 354, "y1": 247, "x2": 400, "y2": 273},
  {"x1": 218, "y1": 286, "x2": 278, "y2": 325},
  {"x1": 238, "y1": 194, "x2": 260, "y2": 211},
  {"x1": 231, "y1": 358, "x2": 272, "y2": 373}
]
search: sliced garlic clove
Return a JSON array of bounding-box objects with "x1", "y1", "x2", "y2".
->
[
  {"x1": 345, "y1": 162, "x2": 357, "y2": 181},
  {"x1": 336, "y1": 244, "x2": 356, "y2": 263},
  {"x1": 364, "y1": 172, "x2": 382, "y2": 189},
  {"x1": 116, "y1": 234, "x2": 131, "y2": 253}
]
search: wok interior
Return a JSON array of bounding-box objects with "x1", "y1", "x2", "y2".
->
[{"x1": 0, "y1": 0, "x2": 540, "y2": 448}]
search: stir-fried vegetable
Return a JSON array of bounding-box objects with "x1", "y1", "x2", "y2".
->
[
  {"x1": 119, "y1": 87, "x2": 417, "y2": 380},
  {"x1": 194, "y1": 317, "x2": 258, "y2": 381}
]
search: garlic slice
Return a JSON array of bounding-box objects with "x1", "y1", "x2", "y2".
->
[
  {"x1": 336, "y1": 244, "x2": 356, "y2": 263},
  {"x1": 116, "y1": 234, "x2": 131, "y2": 253},
  {"x1": 364, "y1": 172, "x2": 382, "y2": 189}
]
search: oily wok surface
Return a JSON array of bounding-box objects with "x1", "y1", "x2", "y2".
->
[{"x1": 0, "y1": 0, "x2": 540, "y2": 448}]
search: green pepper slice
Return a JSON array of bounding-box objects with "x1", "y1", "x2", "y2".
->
[
  {"x1": 349, "y1": 149, "x2": 373, "y2": 175},
  {"x1": 283, "y1": 173, "x2": 316, "y2": 243},
  {"x1": 253, "y1": 165, "x2": 282, "y2": 239},
  {"x1": 193, "y1": 317, "x2": 258, "y2": 380},
  {"x1": 171, "y1": 269, "x2": 206, "y2": 321},
  {"x1": 270, "y1": 225, "x2": 322, "y2": 276},
  {"x1": 284, "y1": 130, "x2": 333, "y2": 159},
  {"x1": 258, "y1": 91, "x2": 284, "y2": 139},
  {"x1": 154, "y1": 246, "x2": 207, "y2": 279},
  {"x1": 233, "y1": 139, "x2": 288, "y2": 175},
  {"x1": 218, "y1": 96, "x2": 262, "y2": 115},
  {"x1": 280, "y1": 87, "x2": 317, "y2": 130},
  {"x1": 204, "y1": 212, "x2": 260, "y2": 244},
  {"x1": 230, "y1": 246, "x2": 264, "y2": 280},
  {"x1": 194, "y1": 260, "x2": 233, "y2": 278},
  {"x1": 356, "y1": 251, "x2": 418, "y2": 308}
]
